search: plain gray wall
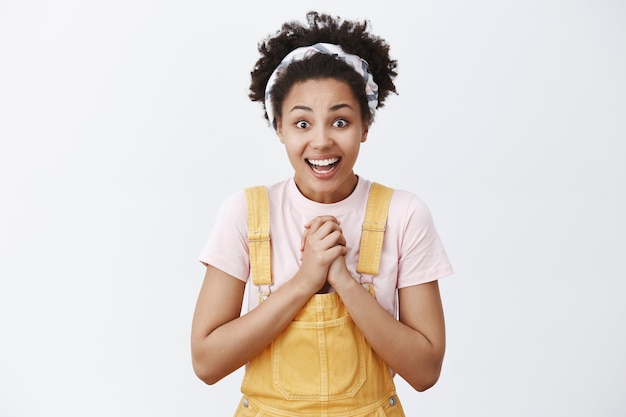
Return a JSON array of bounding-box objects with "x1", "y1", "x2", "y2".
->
[{"x1": 1, "y1": 0, "x2": 624, "y2": 416}]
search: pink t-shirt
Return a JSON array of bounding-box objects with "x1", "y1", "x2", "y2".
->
[{"x1": 199, "y1": 177, "x2": 453, "y2": 316}]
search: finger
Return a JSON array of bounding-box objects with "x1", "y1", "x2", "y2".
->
[
  {"x1": 320, "y1": 229, "x2": 346, "y2": 250},
  {"x1": 300, "y1": 228, "x2": 309, "y2": 252},
  {"x1": 305, "y1": 215, "x2": 340, "y2": 232},
  {"x1": 301, "y1": 220, "x2": 344, "y2": 257},
  {"x1": 326, "y1": 243, "x2": 347, "y2": 260},
  {"x1": 312, "y1": 221, "x2": 343, "y2": 244}
]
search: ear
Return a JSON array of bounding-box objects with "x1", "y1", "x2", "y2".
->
[
  {"x1": 360, "y1": 123, "x2": 369, "y2": 143},
  {"x1": 276, "y1": 119, "x2": 285, "y2": 143}
]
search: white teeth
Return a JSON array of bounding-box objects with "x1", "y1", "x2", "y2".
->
[{"x1": 307, "y1": 158, "x2": 339, "y2": 166}]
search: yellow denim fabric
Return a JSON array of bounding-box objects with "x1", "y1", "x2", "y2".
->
[
  {"x1": 239, "y1": 183, "x2": 405, "y2": 416},
  {"x1": 357, "y1": 183, "x2": 394, "y2": 276},
  {"x1": 244, "y1": 186, "x2": 272, "y2": 287}
]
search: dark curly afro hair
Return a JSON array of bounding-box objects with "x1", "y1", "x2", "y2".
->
[{"x1": 249, "y1": 11, "x2": 398, "y2": 127}]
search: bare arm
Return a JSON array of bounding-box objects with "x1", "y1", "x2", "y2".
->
[
  {"x1": 328, "y1": 258, "x2": 446, "y2": 392},
  {"x1": 191, "y1": 219, "x2": 347, "y2": 385}
]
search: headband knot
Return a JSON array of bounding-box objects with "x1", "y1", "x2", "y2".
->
[{"x1": 264, "y1": 43, "x2": 379, "y2": 130}]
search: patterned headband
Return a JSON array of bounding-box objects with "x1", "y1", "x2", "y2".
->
[{"x1": 264, "y1": 43, "x2": 379, "y2": 130}]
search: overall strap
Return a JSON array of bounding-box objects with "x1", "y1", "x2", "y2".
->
[
  {"x1": 244, "y1": 186, "x2": 272, "y2": 286},
  {"x1": 357, "y1": 182, "x2": 394, "y2": 276}
]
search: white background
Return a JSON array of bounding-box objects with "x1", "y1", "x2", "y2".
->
[{"x1": 1, "y1": 1, "x2": 625, "y2": 416}]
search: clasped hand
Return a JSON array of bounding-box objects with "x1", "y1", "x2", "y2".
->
[{"x1": 299, "y1": 215, "x2": 351, "y2": 293}]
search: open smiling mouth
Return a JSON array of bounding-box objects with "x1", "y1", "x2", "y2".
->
[{"x1": 306, "y1": 157, "x2": 340, "y2": 174}]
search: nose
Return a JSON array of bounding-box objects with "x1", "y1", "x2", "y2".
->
[{"x1": 311, "y1": 126, "x2": 333, "y2": 149}]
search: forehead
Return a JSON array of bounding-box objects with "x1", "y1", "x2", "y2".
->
[{"x1": 283, "y1": 78, "x2": 358, "y2": 105}]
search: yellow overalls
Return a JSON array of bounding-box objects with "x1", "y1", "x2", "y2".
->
[{"x1": 236, "y1": 183, "x2": 406, "y2": 417}]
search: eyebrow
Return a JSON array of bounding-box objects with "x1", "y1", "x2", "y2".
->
[{"x1": 289, "y1": 103, "x2": 354, "y2": 113}]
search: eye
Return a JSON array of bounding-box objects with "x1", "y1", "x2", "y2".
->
[
  {"x1": 333, "y1": 118, "x2": 349, "y2": 128},
  {"x1": 295, "y1": 120, "x2": 310, "y2": 129}
]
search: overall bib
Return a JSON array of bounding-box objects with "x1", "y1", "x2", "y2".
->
[{"x1": 235, "y1": 183, "x2": 406, "y2": 417}]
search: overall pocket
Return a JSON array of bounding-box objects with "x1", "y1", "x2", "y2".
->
[{"x1": 272, "y1": 314, "x2": 367, "y2": 401}]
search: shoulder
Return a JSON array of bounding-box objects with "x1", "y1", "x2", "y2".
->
[
  {"x1": 390, "y1": 188, "x2": 431, "y2": 215},
  {"x1": 378, "y1": 185, "x2": 438, "y2": 234},
  {"x1": 357, "y1": 179, "x2": 432, "y2": 219},
  {"x1": 218, "y1": 189, "x2": 247, "y2": 215},
  {"x1": 207, "y1": 190, "x2": 249, "y2": 238}
]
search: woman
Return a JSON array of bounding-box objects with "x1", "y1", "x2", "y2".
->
[{"x1": 191, "y1": 11, "x2": 453, "y2": 416}]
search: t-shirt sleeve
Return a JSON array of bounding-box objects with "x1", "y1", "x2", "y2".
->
[
  {"x1": 396, "y1": 192, "x2": 453, "y2": 288},
  {"x1": 198, "y1": 190, "x2": 250, "y2": 282}
]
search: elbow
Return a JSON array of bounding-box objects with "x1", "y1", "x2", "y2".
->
[
  {"x1": 197, "y1": 374, "x2": 221, "y2": 386},
  {"x1": 407, "y1": 359, "x2": 443, "y2": 392},
  {"x1": 410, "y1": 371, "x2": 441, "y2": 392},
  {"x1": 191, "y1": 345, "x2": 225, "y2": 385},
  {"x1": 409, "y1": 340, "x2": 446, "y2": 392},
  {"x1": 192, "y1": 359, "x2": 223, "y2": 386},
  {"x1": 191, "y1": 335, "x2": 226, "y2": 385}
]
